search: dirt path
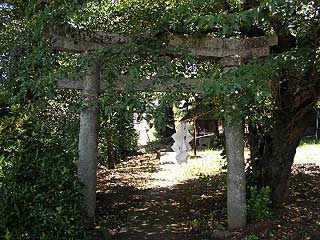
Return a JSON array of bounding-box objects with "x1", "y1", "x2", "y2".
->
[
  {"x1": 96, "y1": 152, "x2": 225, "y2": 240},
  {"x1": 114, "y1": 188, "x2": 191, "y2": 240},
  {"x1": 118, "y1": 156, "x2": 206, "y2": 239},
  {"x1": 96, "y1": 148, "x2": 320, "y2": 240}
]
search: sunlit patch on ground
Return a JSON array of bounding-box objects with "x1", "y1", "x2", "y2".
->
[
  {"x1": 294, "y1": 143, "x2": 320, "y2": 166},
  {"x1": 96, "y1": 143, "x2": 320, "y2": 239},
  {"x1": 149, "y1": 150, "x2": 223, "y2": 188}
]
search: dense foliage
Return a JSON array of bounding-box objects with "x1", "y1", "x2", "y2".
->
[
  {"x1": 99, "y1": 92, "x2": 141, "y2": 168},
  {"x1": 247, "y1": 186, "x2": 272, "y2": 221},
  {"x1": 0, "y1": 106, "x2": 85, "y2": 239}
]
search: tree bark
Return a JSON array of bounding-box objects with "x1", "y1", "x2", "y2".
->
[
  {"x1": 78, "y1": 63, "x2": 100, "y2": 225},
  {"x1": 213, "y1": 119, "x2": 220, "y2": 140},
  {"x1": 263, "y1": 109, "x2": 315, "y2": 204},
  {"x1": 106, "y1": 127, "x2": 116, "y2": 169},
  {"x1": 248, "y1": 87, "x2": 317, "y2": 204}
]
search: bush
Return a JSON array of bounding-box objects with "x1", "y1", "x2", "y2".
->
[
  {"x1": 198, "y1": 174, "x2": 220, "y2": 187},
  {"x1": 153, "y1": 100, "x2": 175, "y2": 140},
  {"x1": 99, "y1": 111, "x2": 138, "y2": 168},
  {"x1": 0, "y1": 105, "x2": 85, "y2": 239},
  {"x1": 242, "y1": 234, "x2": 259, "y2": 240},
  {"x1": 247, "y1": 186, "x2": 272, "y2": 222}
]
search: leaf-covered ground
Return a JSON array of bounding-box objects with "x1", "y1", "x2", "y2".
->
[{"x1": 96, "y1": 148, "x2": 320, "y2": 240}]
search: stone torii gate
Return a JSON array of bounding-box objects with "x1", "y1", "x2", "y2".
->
[{"x1": 51, "y1": 31, "x2": 277, "y2": 229}]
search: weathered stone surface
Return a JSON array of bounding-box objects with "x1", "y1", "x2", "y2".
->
[
  {"x1": 50, "y1": 28, "x2": 278, "y2": 58},
  {"x1": 219, "y1": 55, "x2": 242, "y2": 68},
  {"x1": 57, "y1": 76, "x2": 206, "y2": 92},
  {"x1": 57, "y1": 79, "x2": 84, "y2": 89},
  {"x1": 51, "y1": 31, "x2": 127, "y2": 52},
  {"x1": 78, "y1": 64, "x2": 101, "y2": 224},
  {"x1": 168, "y1": 34, "x2": 277, "y2": 50},
  {"x1": 168, "y1": 34, "x2": 277, "y2": 58},
  {"x1": 220, "y1": 58, "x2": 247, "y2": 230},
  {"x1": 224, "y1": 119, "x2": 247, "y2": 230},
  {"x1": 211, "y1": 229, "x2": 238, "y2": 239}
]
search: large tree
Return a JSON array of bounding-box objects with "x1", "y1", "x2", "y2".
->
[
  {"x1": 243, "y1": 0, "x2": 320, "y2": 204},
  {"x1": 197, "y1": 0, "x2": 319, "y2": 204}
]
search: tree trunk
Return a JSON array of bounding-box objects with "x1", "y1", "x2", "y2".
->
[
  {"x1": 263, "y1": 109, "x2": 315, "y2": 204},
  {"x1": 155, "y1": 101, "x2": 176, "y2": 140},
  {"x1": 78, "y1": 63, "x2": 100, "y2": 225},
  {"x1": 248, "y1": 98, "x2": 316, "y2": 204},
  {"x1": 213, "y1": 119, "x2": 220, "y2": 140},
  {"x1": 106, "y1": 129, "x2": 116, "y2": 169}
]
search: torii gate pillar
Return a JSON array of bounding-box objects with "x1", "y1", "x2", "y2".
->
[
  {"x1": 78, "y1": 63, "x2": 101, "y2": 225},
  {"x1": 220, "y1": 56, "x2": 247, "y2": 229}
]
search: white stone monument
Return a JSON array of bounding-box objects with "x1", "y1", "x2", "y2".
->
[{"x1": 171, "y1": 122, "x2": 193, "y2": 164}]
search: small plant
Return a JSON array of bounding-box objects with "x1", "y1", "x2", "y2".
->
[
  {"x1": 247, "y1": 186, "x2": 272, "y2": 221},
  {"x1": 198, "y1": 174, "x2": 216, "y2": 187},
  {"x1": 312, "y1": 221, "x2": 320, "y2": 231},
  {"x1": 197, "y1": 173, "x2": 226, "y2": 191},
  {"x1": 243, "y1": 234, "x2": 259, "y2": 240},
  {"x1": 189, "y1": 219, "x2": 200, "y2": 229}
]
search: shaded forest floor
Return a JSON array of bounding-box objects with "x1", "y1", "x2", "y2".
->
[{"x1": 95, "y1": 149, "x2": 320, "y2": 240}]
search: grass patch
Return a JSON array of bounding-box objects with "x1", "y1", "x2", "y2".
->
[
  {"x1": 295, "y1": 141, "x2": 320, "y2": 166},
  {"x1": 181, "y1": 149, "x2": 225, "y2": 177},
  {"x1": 299, "y1": 138, "x2": 320, "y2": 146}
]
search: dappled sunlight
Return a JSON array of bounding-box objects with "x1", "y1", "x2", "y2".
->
[
  {"x1": 96, "y1": 176, "x2": 227, "y2": 240},
  {"x1": 96, "y1": 150, "x2": 227, "y2": 239},
  {"x1": 96, "y1": 146, "x2": 320, "y2": 239},
  {"x1": 149, "y1": 150, "x2": 223, "y2": 188},
  {"x1": 274, "y1": 164, "x2": 320, "y2": 239},
  {"x1": 294, "y1": 143, "x2": 320, "y2": 166}
]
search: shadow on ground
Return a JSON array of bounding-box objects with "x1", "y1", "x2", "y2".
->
[
  {"x1": 95, "y1": 153, "x2": 320, "y2": 240},
  {"x1": 96, "y1": 153, "x2": 227, "y2": 239},
  {"x1": 97, "y1": 179, "x2": 226, "y2": 240}
]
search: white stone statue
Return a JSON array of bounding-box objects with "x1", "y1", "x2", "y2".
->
[{"x1": 171, "y1": 121, "x2": 193, "y2": 164}]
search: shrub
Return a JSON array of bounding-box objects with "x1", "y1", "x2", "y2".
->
[
  {"x1": 99, "y1": 111, "x2": 138, "y2": 168},
  {"x1": 153, "y1": 99, "x2": 175, "y2": 139},
  {"x1": 247, "y1": 186, "x2": 272, "y2": 222},
  {"x1": 198, "y1": 174, "x2": 218, "y2": 187},
  {"x1": 242, "y1": 234, "x2": 259, "y2": 240},
  {"x1": 0, "y1": 105, "x2": 85, "y2": 239}
]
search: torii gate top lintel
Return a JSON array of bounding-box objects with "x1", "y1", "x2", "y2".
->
[
  {"x1": 52, "y1": 30, "x2": 278, "y2": 59},
  {"x1": 53, "y1": 30, "x2": 278, "y2": 92}
]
